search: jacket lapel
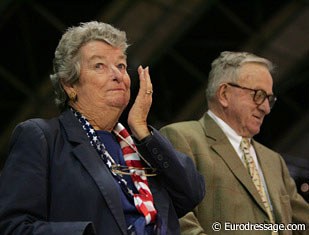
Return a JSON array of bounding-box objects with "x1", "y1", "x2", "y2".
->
[
  {"x1": 59, "y1": 110, "x2": 127, "y2": 234},
  {"x1": 200, "y1": 113, "x2": 267, "y2": 214},
  {"x1": 253, "y1": 141, "x2": 278, "y2": 216}
]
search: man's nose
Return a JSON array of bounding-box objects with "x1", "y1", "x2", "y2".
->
[{"x1": 258, "y1": 98, "x2": 271, "y2": 114}]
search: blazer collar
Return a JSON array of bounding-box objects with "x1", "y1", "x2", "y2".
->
[
  {"x1": 58, "y1": 109, "x2": 89, "y2": 143},
  {"x1": 59, "y1": 109, "x2": 127, "y2": 234},
  {"x1": 199, "y1": 113, "x2": 268, "y2": 215}
]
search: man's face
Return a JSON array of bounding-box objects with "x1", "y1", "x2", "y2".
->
[{"x1": 225, "y1": 63, "x2": 274, "y2": 137}]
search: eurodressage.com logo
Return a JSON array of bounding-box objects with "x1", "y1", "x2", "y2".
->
[{"x1": 211, "y1": 221, "x2": 307, "y2": 233}]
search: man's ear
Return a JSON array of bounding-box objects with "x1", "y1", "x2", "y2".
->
[{"x1": 217, "y1": 84, "x2": 229, "y2": 108}]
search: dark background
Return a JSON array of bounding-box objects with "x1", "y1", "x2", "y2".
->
[{"x1": 0, "y1": 0, "x2": 308, "y2": 201}]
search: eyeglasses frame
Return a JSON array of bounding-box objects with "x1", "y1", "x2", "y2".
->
[
  {"x1": 226, "y1": 82, "x2": 277, "y2": 109},
  {"x1": 111, "y1": 164, "x2": 157, "y2": 177},
  {"x1": 112, "y1": 129, "x2": 158, "y2": 177}
]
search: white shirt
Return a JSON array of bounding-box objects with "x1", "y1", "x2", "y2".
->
[{"x1": 207, "y1": 110, "x2": 273, "y2": 210}]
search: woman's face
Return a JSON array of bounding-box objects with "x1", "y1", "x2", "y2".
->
[{"x1": 72, "y1": 40, "x2": 131, "y2": 113}]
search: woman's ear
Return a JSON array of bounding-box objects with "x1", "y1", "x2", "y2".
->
[
  {"x1": 61, "y1": 80, "x2": 77, "y2": 102},
  {"x1": 217, "y1": 84, "x2": 229, "y2": 108}
]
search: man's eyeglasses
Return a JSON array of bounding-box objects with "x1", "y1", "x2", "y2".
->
[
  {"x1": 226, "y1": 83, "x2": 277, "y2": 109},
  {"x1": 111, "y1": 164, "x2": 157, "y2": 177}
]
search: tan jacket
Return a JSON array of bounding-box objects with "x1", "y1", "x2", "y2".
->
[{"x1": 160, "y1": 113, "x2": 309, "y2": 235}]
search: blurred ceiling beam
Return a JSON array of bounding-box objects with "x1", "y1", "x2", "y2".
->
[
  {"x1": 1, "y1": 0, "x2": 308, "y2": 166},
  {"x1": 246, "y1": 2, "x2": 309, "y2": 83},
  {"x1": 172, "y1": 1, "x2": 309, "y2": 160},
  {"x1": 98, "y1": 0, "x2": 215, "y2": 87},
  {"x1": 0, "y1": 2, "x2": 66, "y2": 165},
  {"x1": 174, "y1": 1, "x2": 309, "y2": 120},
  {"x1": 0, "y1": 0, "x2": 214, "y2": 167}
]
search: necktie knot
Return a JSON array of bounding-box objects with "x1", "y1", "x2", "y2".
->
[{"x1": 241, "y1": 137, "x2": 251, "y2": 151}]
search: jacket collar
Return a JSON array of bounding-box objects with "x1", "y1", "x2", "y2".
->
[
  {"x1": 199, "y1": 112, "x2": 269, "y2": 215},
  {"x1": 59, "y1": 109, "x2": 127, "y2": 234}
]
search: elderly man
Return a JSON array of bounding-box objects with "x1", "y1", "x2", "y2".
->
[{"x1": 160, "y1": 51, "x2": 309, "y2": 235}]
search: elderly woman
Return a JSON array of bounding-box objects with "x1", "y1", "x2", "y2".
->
[{"x1": 0, "y1": 21, "x2": 205, "y2": 235}]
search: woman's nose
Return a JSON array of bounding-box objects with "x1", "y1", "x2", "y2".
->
[{"x1": 109, "y1": 65, "x2": 123, "y2": 81}]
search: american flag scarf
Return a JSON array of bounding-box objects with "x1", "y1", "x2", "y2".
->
[
  {"x1": 71, "y1": 108, "x2": 157, "y2": 224},
  {"x1": 113, "y1": 123, "x2": 157, "y2": 224}
]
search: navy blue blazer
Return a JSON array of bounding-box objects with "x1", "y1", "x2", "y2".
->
[{"x1": 0, "y1": 110, "x2": 205, "y2": 235}]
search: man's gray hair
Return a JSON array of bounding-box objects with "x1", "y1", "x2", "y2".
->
[{"x1": 205, "y1": 51, "x2": 274, "y2": 103}]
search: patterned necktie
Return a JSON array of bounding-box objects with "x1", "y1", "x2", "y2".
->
[
  {"x1": 113, "y1": 123, "x2": 157, "y2": 224},
  {"x1": 240, "y1": 138, "x2": 275, "y2": 226}
]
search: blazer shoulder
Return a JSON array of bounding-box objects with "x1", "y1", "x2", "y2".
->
[
  {"x1": 24, "y1": 117, "x2": 61, "y2": 136},
  {"x1": 253, "y1": 140, "x2": 280, "y2": 156},
  {"x1": 161, "y1": 120, "x2": 202, "y2": 133},
  {"x1": 14, "y1": 117, "x2": 62, "y2": 147},
  {"x1": 11, "y1": 117, "x2": 59, "y2": 137}
]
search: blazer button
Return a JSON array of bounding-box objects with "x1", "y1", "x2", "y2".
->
[
  {"x1": 152, "y1": 148, "x2": 158, "y2": 155},
  {"x1": 157, "y1": 154, "x2": 163, "y2": 161},
  {"x1": 163, "y1": 162, "x2": 169, "y2": 168}
]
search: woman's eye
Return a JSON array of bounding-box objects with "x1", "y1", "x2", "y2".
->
[
  {"x1": 117, "y1": 63, "x2": 127, "y2": 70},
  {"x1": 95, "y1": 63, "x2": 104, "y2": 69}
]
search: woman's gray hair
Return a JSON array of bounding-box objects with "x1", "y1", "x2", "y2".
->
[
  {"x1": 205, "y1": 51, "x2": 274, "y2": 103},
  {"x1": 50, "y1": 21, "x2": 128, "y2": 110}
]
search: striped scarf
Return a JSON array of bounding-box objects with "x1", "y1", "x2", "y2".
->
[
  {"x1": 71, "y1": 108, "x2": 157, "y2": 224},
  {"x1": 113, "y1": 123, "x2": 157, "y2": 224}
]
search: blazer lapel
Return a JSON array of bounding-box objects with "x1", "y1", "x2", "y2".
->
[
  {"x1": 253, "y1": 141, "x2": 279, "y2": 217},
  {"x1": 200, "y1": 113, "x2": 267, "y2": 214},
  {"x1": 59, "y1": 110, "x2": 127, "y2": 234}
]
